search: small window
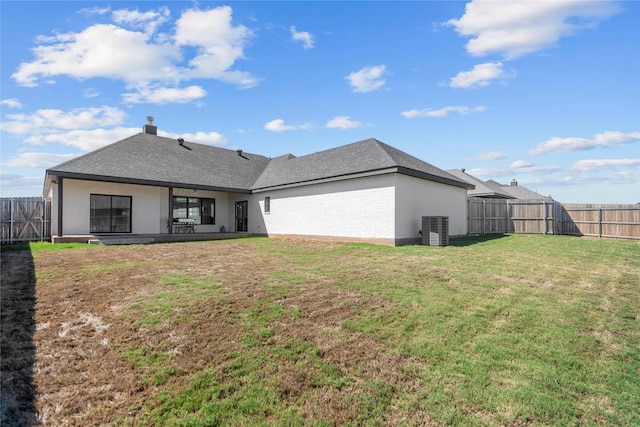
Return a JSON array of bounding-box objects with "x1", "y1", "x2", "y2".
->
[
  {"x1": 90, "y1": 194, "x2": 132, "y2": 233},
  {"x1": 264, "y1": 196, "x2": 270, "y2": 213}
]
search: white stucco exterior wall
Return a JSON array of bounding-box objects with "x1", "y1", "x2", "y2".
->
[
  {"x1": 52, "y1": 179, "x2": 241, "y2": 235},
  {"x1": 54, "y1": 179, "x2": 166, "y2": 235},
  {"x1": 253, "y1": 174, "x2": 397, "y2": 241},
  {"x1": 394, "y1": 174, "x2": 468, "y2": 240}
]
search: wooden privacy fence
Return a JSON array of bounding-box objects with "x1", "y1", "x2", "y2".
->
[
  {"x1": 1, "y1": 197, "x2": 51, "y2": 244},
  {"x1": 468, "y1": 198, "x2": 640, "y2": 240},
  {"x1": 557, "y1": 204, "x2": 640, "y2": 239}
]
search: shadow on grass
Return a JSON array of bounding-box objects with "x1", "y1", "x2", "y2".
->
[
  {"x1": 1, "y1": 244, "x2": 38, "y2": 425},
  {"x1": 449, "y1": 234, "x2": 508, "y2": 247}
]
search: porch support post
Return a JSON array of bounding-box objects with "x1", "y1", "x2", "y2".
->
[
  {"x1": 168, "y1": 187, "x2": 173, "y2": 234},
  {"x1": 57, "y1": 177, "x2": 64, "y2": 237}
]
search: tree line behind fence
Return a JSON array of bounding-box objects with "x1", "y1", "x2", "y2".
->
[{"x1": 1, "y1": 197, "x2": 638, "y2": 244}]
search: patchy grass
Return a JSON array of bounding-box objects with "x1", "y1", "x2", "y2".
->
[{"x1": 1, "y1": 235, "x2": 638, "y2": 426}]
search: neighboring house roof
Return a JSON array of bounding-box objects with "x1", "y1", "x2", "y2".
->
[
  {"x1": 252, "y1": 138, "x2": 473, "y2": 190},
  {"x1": 45, "y1": 133, "x2": 473, "y2": 194},
  {"x1": 446, "y1": 169, "x2": 516, "y2": 199},
  {"x1": 495, "y1": 182, "x2": 552, "y2": 201}
]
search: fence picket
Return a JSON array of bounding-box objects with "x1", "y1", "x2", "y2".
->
[{"x1": 0, "y1": 197, "x2": 51, "y2": 244}]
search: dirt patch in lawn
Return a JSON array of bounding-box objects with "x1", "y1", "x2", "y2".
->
[{"x1": 1, "y1": 240, "x2": 427, "y2": 425}]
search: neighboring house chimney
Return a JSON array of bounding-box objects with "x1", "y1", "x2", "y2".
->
[
  {"x1": 143, "y1": 116, "x2": 157, "y2": 135},
  {"x1": 511, "y1": 179, "x2": 518, "y2": 186}
]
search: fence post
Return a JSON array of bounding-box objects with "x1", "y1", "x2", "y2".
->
[
  {"x1": 9, "y1": 198, "x2": 14, "y2": 244},
  {"x1": 598, "y1": 208, "x2": 602, "y2": 238},
  {"x1": 43, "y1": 198, "x2": 47, "y2": 242},
  {"x1": 482, "y1": 199, "x2": 486, "y2": 235}
]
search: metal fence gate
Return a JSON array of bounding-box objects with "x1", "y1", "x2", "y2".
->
[{"x1": 1, "y1": 197, "x2": 51, "y2": 244}]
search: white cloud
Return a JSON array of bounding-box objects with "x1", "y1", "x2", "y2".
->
[
  {"x1": 175, "y1": 7, "x2": 256, "y2": 87},
  {"x1": 290, "y1": 26, "x2": 314, "y2": 49},
  {"x1": 510, "y1": 160, "x2": 534, "y2": 169},
  {"x1": 529, "y1": 131, "x2": 640, "y2": 155},
  {"x1": 450, "y1": 62, "x2": 511, "y2": 89},
  {"x1": 467, "y1": 162, "x2": 560, "y2": 177},
  {"x1": 563, "y1": 170, "x2": 640, "y2": 185},
  {"x1": 1, "y1": 99, "x2": 22, "y2": 109},
  {"x1": 23, "y1": 127, "x2": 141, "y2": 151},
  {"x1": 2, "y1": 152, "x2": 77, "y2": 168},
  {"x1": 0, "y1": 173, "x2": 44, "y2": 196},
  {"x1": 401, "y1": 105, "x2": 485, "y2": 118},
  {"x1": 83, "y1": 88, "x2": 101, "y2": 98},
  {"x1": 346, "y1": 65, "x2": 386, "y2": 93},
  {"x1": 12, "y1": 6, "x2": 256, "y2": 103},
  {"x1": 112, "y1": 6, "x2": 171, "y2": 34},
  {"x1": 476, "y1": 151, "x2": 507, "y2": 161},
  {"x1": 264, "y1": 119, "x2": 312, "y2": 132},
  {"x1": 570, "y1": 158, "x2": 640, "y2": 173},
  {"x1": 122, "y1": 85, "x2": 206, "y2": 104},
  {"x1": 465, "y1": 167, "x2": 501, "y2": 177},
  {"x1": 325, "y1": 116, "x2": 362, "y2": 130},
  {"x1": 447, "y1": 0, "x2": 619, "y2": 59},
  {"x1": 1, "y1": 106, "x2": 126, "y2": 135},
  {"x1": 265, "y1": 119, "x2": 294, "y2": 132},
  {"x1": 13, "y1": 23, "x2": 179, "y2": 87},
  {"x1": 160, "y1": 131, "x2": 227, "y2": 147}
]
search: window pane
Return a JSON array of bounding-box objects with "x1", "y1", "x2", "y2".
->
[
  {"x1": 111, "y1": 196, "x2": 131, "y2": 232},
  {"x1": 90, "y1": 195, "x2": 131, "y2": 233},
  {"x1": 173, "y1": 197, "x2": 187, "y2": 219},
  {"x1": 188, "y1": 197, "x2": 201, "y2": 224},
  {"x1": 90, "y1": 195, "x2": 112, "y2": 233},
  {"x1": 201, "y1": 199, "x2": 215, "y2": 224}
]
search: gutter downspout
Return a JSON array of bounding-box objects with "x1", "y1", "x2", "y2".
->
[
  {"x1": 168, "y1": 187, "x2": 173, "y2": 234},
  {"x1": 57, "y1": 177, "x2": 64, "y2": 238}
]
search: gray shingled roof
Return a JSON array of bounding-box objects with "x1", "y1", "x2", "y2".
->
[
  {"x1": 497, "y1": 183, "x2": 552, "y2": 201},
  {"x1": 447, "y1": 169, "x2": 515, "y2": 198},
  {"x1": 252, "y1": 138, "x2": 472, "y2": 190},
  {"x1": 47, "y1": 133, "x2": 270, "y2": 191},
  {"x1": 46, "y1": 134, "x2": 472, "y2": 192}
]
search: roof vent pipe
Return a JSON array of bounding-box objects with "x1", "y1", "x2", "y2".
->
[
  {"x1": 237, "y1": 149, "x2": 243, "y2": 156},
  {"x1": 177, "y1": 138, "x2": 184, "y2": 145}
]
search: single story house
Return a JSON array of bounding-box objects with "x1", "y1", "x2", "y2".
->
[
  {"x1": 447, "y1": 169, "x2": 552, "y2": 201},
  {"x1": 446, "y1": 169, "x2": 516, "y2": 199},
  {"x1": 43, "y1": 122, "x2": 474, "y2": 246}
]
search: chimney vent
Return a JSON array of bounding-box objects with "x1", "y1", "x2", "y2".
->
[
  {"x1": 237, "y1": 149, "x2": 243, "y2": 156},
  {"x1": 511, "y1": 179, "x2": 518, "y2": 186},
  {"x1": 461, "y1": 168, "x2": 466, "y2": 173},
  {"x1": 177, "y1": 138, "x2": 184, "y2": 145},
  {"x1": 143, "y1": 116, "x2": 157, "y2": 135}
]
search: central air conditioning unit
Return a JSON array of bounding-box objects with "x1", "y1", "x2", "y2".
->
[{"x1": 422, "y1": 216, "x2": 449, "y2": 246}]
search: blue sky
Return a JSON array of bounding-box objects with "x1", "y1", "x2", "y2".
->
[{"x1": 1, "y1": 0, "x2": 639, "y2": 203}]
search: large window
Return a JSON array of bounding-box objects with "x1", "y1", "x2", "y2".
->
[
  {"x1": 173, "y1": 197, "x2": 215, "y2": 224},
  {"x1": 90, "y1": 194, "x2": 132, "y2": 233}
]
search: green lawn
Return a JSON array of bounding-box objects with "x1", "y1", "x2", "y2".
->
[{"x1": 17, "y1": 234, "x2": 640, "y2": 425}]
